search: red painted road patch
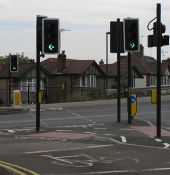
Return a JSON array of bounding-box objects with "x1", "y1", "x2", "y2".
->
[
  {"x1": 32, "y1": 131, "x2": 93, "y2": 140},
  {"x1": 131, "y1": 126, "x2": 170, "y2": 138}
]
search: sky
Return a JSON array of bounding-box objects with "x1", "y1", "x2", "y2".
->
[{"x1": 0, "y1": 0, "x2": 170, "y2": 63}]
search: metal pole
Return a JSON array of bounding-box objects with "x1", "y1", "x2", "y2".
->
[
  {"x1": 106, "y1": 32, "x2": 109, "y2": 89},
  {"x1": 28, "y1": 84, "x2": 30, "y2": 104},
  {"x1": 8, "y1": 55, "x2": 11, "y2": 107},
  {"x1": 128, "y1": 52, "x2": 132, "y2": 124},
  {"x1": 156, "y1": 3, "x2": 161, "y2": 137},
  {"x1": 117, "y1": 19, "x2": 121, "y2": 122},
  {"x1": 36, "y1": 16, "x2": 41, "y2": 132}
]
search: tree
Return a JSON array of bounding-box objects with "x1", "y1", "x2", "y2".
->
[{"x1": 0, "y1": 53, "x2": 34, "y2": 64}]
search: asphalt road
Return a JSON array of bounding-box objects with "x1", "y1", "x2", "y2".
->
[{"x1": 1, "y1": 96, "x2": 170, "y2": 174}]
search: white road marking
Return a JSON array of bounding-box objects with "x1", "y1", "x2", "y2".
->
[
  {"x1": 56, "y1": 130, "x2": 72, "y2": 132},
  {"x1": 155, "y1": 139, "x2": 162, "y2": 142},
  {"x1": 24, "y1": 144, "x2": 113, "y2": 154},
  {"x1": 84, "y1": 132, "x2": 96, "y2": 135},
  {"x1": 7, "y1": 130, "x2": 15, "y2": 134},
  {"x1": 120, "y1": 136, "x2": 127, "y2": 143},
  {"x1": 94, "y1": 128, "x2": 106, "y2": 130},
  {"x1": 163, "y1": 143, "x2": 170, "y2": 149},
  {"x1": 119, "y1": 128, "x2": 134, "y2": 131},
  {"x1": 80, "y1": 167, "x2": 170, "y2": 174}
]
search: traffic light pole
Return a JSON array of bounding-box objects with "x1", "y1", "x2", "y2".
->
[
  {"x1": 117, "y1": 18, "x2": 121, "y2": 123},
  {"x1": 36, "y1": 16, "x2": 41, "y2": 132},
  {"x1": 8, "y1": 55, "x2": 11, "y2": 107},
  {"x1": 156, "y1": 3, "x2": 161, "y2": 137},
  {"x1": 128, "y1": 52, "x2": 132, "y2": 124}
]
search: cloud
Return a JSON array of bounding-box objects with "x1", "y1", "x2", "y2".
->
[{"x1": 0, "y1": 0, "x2": 170, "y2": 61}]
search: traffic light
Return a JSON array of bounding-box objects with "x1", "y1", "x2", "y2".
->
[
  {"x1": 148, "y1": 22, "x2": 169, "y2": 47},
  {"x1": 10, "y1": 55, "x2": 18, "y2": 72},
  {"x1": 110, "y1": 21, "x2": 124, "y2": 53},
  {"x1": 124, "y1": 18, "x2": 139, "y2": 52},
  {"x1": 37, "y1": 15, "x2": 47, "y2": 51},
  {"x1": 42, "y1": 18, "x2": 59, "y2": 54},
  {"x1": 160, "y1": 23, "x2": 169, "y2": 46}
]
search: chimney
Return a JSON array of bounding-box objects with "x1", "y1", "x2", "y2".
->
[
  {"x1": 57, "y1": 50, "x2": 66, "y2": 73},
  {"x1": 99, "y1": 59, "x2": 104, "y2": 65}
]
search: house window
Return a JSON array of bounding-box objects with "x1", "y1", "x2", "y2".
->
[
  {"x1": 81, "y1": 76, "x2": 86, "y2": 87},
  {"x1": 161, "y1": 75, "x2": 168, "y2": 86},
  {"x1": 78, "y1": 75, "x2": 96, "y2": 88},
  {"x1": 168, "y1": 76, "x2": 170, "y2": 85},
  {"x1": 20, "y1": 79, "x2": 44, "y2": 92},
  {"x1": 150, "y1": 75, "x2": 156, "y2": 86}
]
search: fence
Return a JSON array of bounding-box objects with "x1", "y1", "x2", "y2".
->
[
  {"x1": 1, "y1": 86, "x2": 170, "y2": 106},
  {"x1": 0, "y1": 86, "x2": 103, "y2": 106}
]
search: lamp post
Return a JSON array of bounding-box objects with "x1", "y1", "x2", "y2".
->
[
  {"x1": 59, "y1": 29, "x2": 70, "y2": 53},
  {"x1": 106, "y1": 32, "x2": 110, "y2": 89}
]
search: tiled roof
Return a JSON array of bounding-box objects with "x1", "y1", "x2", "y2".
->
[
  {"x1": 41, "y1": 58, "x2": 105, "y2": 75},
  {"x1": 99, "y1": 62, "x2": 142, "y2": 78}
]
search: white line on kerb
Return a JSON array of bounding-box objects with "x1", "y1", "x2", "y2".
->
[{"x1": 120, "y1": 136, "x2": 127, "y2": 143}]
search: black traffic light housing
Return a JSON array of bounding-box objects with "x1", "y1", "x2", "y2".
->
[
  {"x1": 148, "y1": 22, "x2": 169, "y2": 47},
  {"x1": 110, "y1": 21, "x2": 124, "y2": 53},
  {"x1": 37, "y1": 16, "x2": 47, "y2": 52},
  {"x1": 10, "y1": 55, "x2": 18, "y2": 72},
  {"x1": 42, "y1": 18, "x2": 59, "y2": 54},
  {"x1": 124, "y1": 18, "x2": 139, "y2": 52}
]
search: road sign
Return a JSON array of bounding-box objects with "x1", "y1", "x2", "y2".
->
[{"x1": 130, "y1": 94, "x2": 137, "y2": 117}]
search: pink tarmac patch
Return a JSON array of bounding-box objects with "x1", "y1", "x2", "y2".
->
[
  {"x1": 131, "y1": 126, "x2": 170, "y2": 138},
  {"x1": 32, "y1": 131, "x2": 92, "y2": 140}
]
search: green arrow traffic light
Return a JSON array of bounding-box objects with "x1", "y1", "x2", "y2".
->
[
  {"x1": 48, "y1": 44, "x2": 55, "y2": 51},
  {"x1": 129, "y1": 42, "x2": 135, "y2": 49}
]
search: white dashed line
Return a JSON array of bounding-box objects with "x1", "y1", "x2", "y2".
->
[{"x1": 120, "y1": 136, "x2": 127, "y2": 143}]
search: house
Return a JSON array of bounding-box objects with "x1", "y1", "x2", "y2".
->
[
  {"x1": 0, "y1": 62, "x2": 51, "y2": 106},
  {"x1": 101, "y1": 45, "x2": 170, "y2": 89},
  {"x1": 99, "y1": 59, "x2": 143, "y2": 89},
  {"x1": 41, "y1": 51, "x2": 106, "y2": 103},
  {"x1": 118, "y1": 45, "x2": 170, "y2": 89}
]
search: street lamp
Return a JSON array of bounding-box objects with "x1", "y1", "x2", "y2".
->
[
  {"x1": 106, "y1": 31, "x2": 110, "y2": 89},
  {"x1": 59, "y1": 29, "x2": 70, "y2": 53}
]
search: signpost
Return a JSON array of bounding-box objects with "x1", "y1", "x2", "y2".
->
[{"x1": 131, "y1": 94, "x2": 137, "y2": 118}]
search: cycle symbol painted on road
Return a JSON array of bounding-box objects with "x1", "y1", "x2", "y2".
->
[{"x1": 42, "y1": 154, "x2": 139, "y2": 168}]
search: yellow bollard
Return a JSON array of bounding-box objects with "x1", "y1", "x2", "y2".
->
[
  {"x1": 131, "y1": 94, "x2": 137, "y2": 118},
  {"x1": 151, "y1": 89, "x2": 157, "y2": 104},
  {"x1": 13, "y1": 90, "x2": 21, "y2": 106},
  {"x1": 39, "y1": 91, "x2": 42, "y2": 104}
]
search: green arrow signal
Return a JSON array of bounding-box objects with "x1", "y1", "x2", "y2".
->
[
  {"x1": 129, "y1": 42, "x2": 135, "y2": 49},
  {"x1": 48, "y1": 44, "x2": 55, "y2": 51}
]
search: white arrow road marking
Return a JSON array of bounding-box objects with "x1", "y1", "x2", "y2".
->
[
  {"x1": 120, "y1": 136, "x2": 127, "y2": 143},
  {"x1": 163, "y1": 143, "x2": 170, "y2": 149},
  {"x1": 155, "y1": 139, "x2": 162, "y2": 142}
]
